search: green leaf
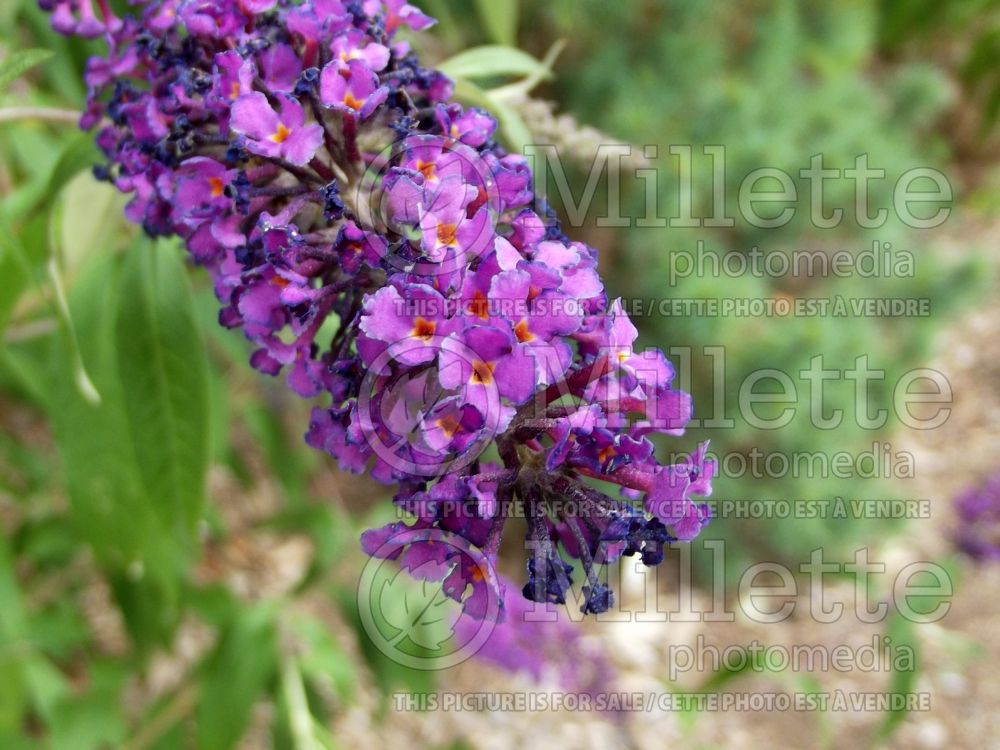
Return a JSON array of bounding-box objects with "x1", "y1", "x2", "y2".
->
[
  {"x1": 0, "y1": 207, "x2": 101, "y2": 406},
  {"x1": 114, "y1": 242, "x2": 210, "y2": 537},
  {"x1": 43, "y1": 134, "x2": 101, "y2": 216},
  {"x1": 47, "y1": 256, "x2": 101, "y2": 405},
  {"x1": 22, "y1": 653, "x2": 70, "y2": 725},
  {"x1": 489, "y1": 39, "x2": 566, "y2": 102},
  {"x1": 473, "y1": 0, "x2": 518, "y2": 46},
  {"x1": 452, "y1": 79, "x2": 533, "y2": 155},
  {"x1": 198, "y1": 606, "x2": 278, "y2": 750},
  {"x1": 696, "y1": 644, "x2": 777, "y2": 693},
  {"x1": 878, "y1": 612, "x2": 921, "y2": 739},
  {"x1": 289, "y1": 614, "x2": 356, "y2": 704},
  {"x1": 438, "y1": 45, "x2": 551, "y2": 83},
  {"x1": 48, "y1": 256, "x2": 139, "y2": 566},
  {"x1": 333, "y1": 583, "x2": 436, "y2": 695},
  {"x1": 49, "y1": 661, "x2": 127, "y2": 750},
  {"x1": 243, "y1": 402, "x2": 312, "y2": 506},
  {"x1": 110, "y1": 567, "x2": 184, "y2": 654},
  {"x1": 0, "y1": 131, "x2": 100, "y2": 227},
  {"x1": 420, "y1": 0, "x2": 462, "y2": 49},
  {"x1": 0, "y1": 49, "x2": 52, "y2": 93},
  {"x1": 58, "y1": 172, "x2": 130, "y2": 276},
  {"x1": 0, "y1": 536, "x2": 27, "y2": 650},
  {"x1": 279, "y1": 652, "x2": 324, "y2": 750},
  {"x1": 48, "y1": 252, "x2": 191, "y2": 650},
  {"x1": 0, "y1": 219, "x2": 37, "y2": 342}
]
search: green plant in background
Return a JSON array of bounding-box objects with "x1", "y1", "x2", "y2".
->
[
  {"x1": 879, "y1": 0, "x2": 1000, "y2": 129},
  {"x1": 498, "y1": 0, "x2": 995, "y2": 577}
]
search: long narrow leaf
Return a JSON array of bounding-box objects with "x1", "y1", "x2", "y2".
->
[
  {"x1": 0, "y1": 49, "x2": 53, "y2": 93},
  {"x1": 114, "y1": 243, "x2": 210, "y2": 536}
]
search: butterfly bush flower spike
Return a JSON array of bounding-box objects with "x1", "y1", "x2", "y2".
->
[{"x1": 44, "y1": 0, "x2": 715, "y2": 624}]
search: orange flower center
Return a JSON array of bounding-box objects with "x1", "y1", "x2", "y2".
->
[
  {"x1": 343, "y1": 92, "x2": 363, "y2": 111},
  {"x1": 208, "y1": 177, "x2": 225, "y2": 199},
  {"x1": 470, "y1": 360, "x2": 495, "y2": 386},
  {"x1": 467, "y1": 291, "x2": 489, "y2": 320},
  {"x1": 514, "y1": 319, "x2": 535, "y2": 344},
  {"x1": 436, "y1": 223, "x2": 458, "y2": 247},
  {"x1": 411, "y1": 317, "x2": 436, "y2": 341},
  {"x1": 436, "y1": 414, "x2": 462, "y2": 438},
  {"x1": 270, "y1": 122, "x2": 292, "y2": 144},
  {"x1": 416, "y1": 160, "x2": 436, "y2": 181}
]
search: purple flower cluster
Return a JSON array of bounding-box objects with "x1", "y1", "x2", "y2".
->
[
  {"x1": 46, "y1": 0, "x2": 715, "y2": 620},
  {"x1": 955, "y1": 472, "x2": 1000, "y2": 562}
]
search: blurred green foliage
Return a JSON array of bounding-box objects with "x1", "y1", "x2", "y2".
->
[{"x1": 500, "y1": 0, "x2": 996, "y2": 577}]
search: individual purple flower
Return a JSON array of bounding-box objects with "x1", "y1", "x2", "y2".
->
[
  {"x1": 177, "y1": 0, "x2": 245, "y2": 39},
  {"x1": 364, "y1": 0, "x2": 435, "y2": 34},
  {"x1": 258, "y1": 43, "x2": 304, "y2": 93},
  {"x1": 487, "y1": 267, "x2": 580, "y2": 385},
  {"x1": 417, "y1": 178, "x2": 492, "y2": 263},
  {"x1": 330, "y1": 29, "x2": 391, "y2": 71},
  {"x1": 241, "y1": 0, "x2": 278, "y2": 13},
  {"x1": 211, "y1": 51, "x2": 254, "y2": 108},
  {"x1": 358, "y1": 282, "x2": 456, "y2": 366},
  {"x1": 162, "y1": 156, "x2": 234, "y2": 229},
  {"x1": 422, "y1": 397, "x2": 488, "y2": 456},
  {"x1": 438, "y1": 325, "x2": 534, "y2": 411},
  {"x1": 437, "y1": 104, "x2": 498, "y2": 148},
  {"x1": 320, "y1": 59, "x2": 388, "y2": 118},
  {"x1": 230, "y1": 93, "x2": 323, "y2": 165}
]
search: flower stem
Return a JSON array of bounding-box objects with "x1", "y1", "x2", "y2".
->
[{"x1": 0, "y1": 107, "x2": 80, "y2": 125}]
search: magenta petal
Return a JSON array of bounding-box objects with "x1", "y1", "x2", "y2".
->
[
  {"x1": 282, "y1": 123, "x2": 323, "y2": 165},
  {"x1": 230, "y1": 92, "x2": 280, "y2": 141}
]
